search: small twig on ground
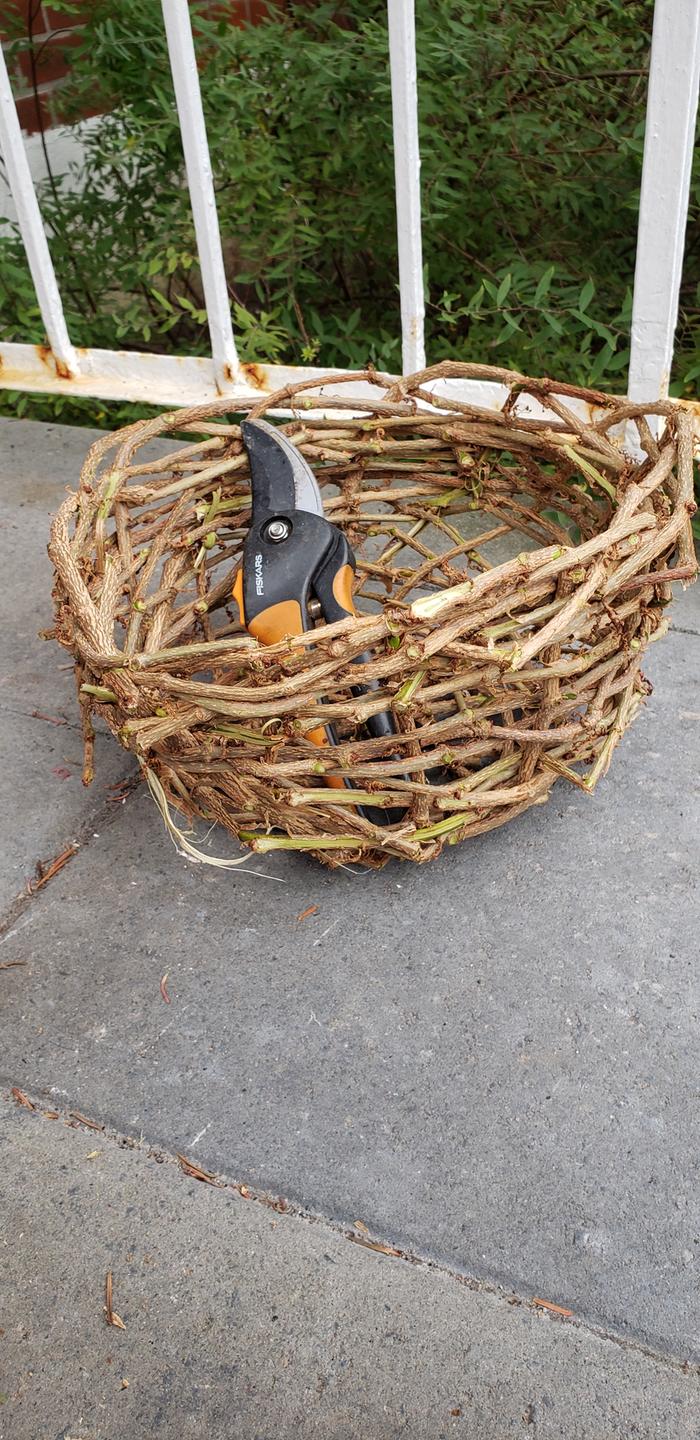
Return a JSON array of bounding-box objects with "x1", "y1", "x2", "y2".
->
[
  {"x1": 27, "y1": 843, "x2": 79, "y2": 895},
  {"x1": 11, "y1": 1087, "x2": 35, "y2": 1110},
  {"x1": 104, "y1": 1271, "x2": 126, "y2": 1330},
  {"x1": 70, "y1": 1111, "x2": 104, "y2": 1132},
  {"x1": 30, "y1": 710, "x2": 67, "y2": 727},
  {"x1": 531, "y1": 1296, "x2": 574, "y2": 1318},
  {"x1": 177, "y1": 1154, "x2": 223, "y2": 1187},
  {"x1": 296, "y1": 905, "x2": 319, "y2": 922}
]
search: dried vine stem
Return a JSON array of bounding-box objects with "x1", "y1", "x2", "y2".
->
[{"x1": 49, "y1": 363, "x2": 696, "y2": 869}]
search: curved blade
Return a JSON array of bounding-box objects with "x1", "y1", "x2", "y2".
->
[{"x1": 241, "y1": 418, "x2": 323, "y2": 518}]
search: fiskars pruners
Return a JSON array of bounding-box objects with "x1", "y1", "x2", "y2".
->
[
  {"x1": 232, "y1": 419, "x2": 399, "y2": 812},
  {"x1": 232, "y1": 418, "x2": 357, "y2": 647}
]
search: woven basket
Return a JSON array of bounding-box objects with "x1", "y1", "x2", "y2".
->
[{"x1": 49, "y1": 362, "x2": 697, "y2": 869}]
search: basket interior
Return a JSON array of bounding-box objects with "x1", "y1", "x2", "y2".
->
[{"x1": 118, "y1": 416, "x2": 609, "y2": 686}]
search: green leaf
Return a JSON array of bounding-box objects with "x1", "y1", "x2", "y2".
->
[
  {"x1": 150, "y1": 288, "x2": 175, "y2": 314},
  {"x1": 562, "y1": 445, "x2": 617, "y2": 501},
  {"x1": 534, "y1": 266, "x2": 555, "y2": 306},
  {"x1": 465, "y1": 285, "x2": 485, "y2": 315},
  {"x1": 578, "y1": 278, "x2": 595, "y2": 312},
  {"x1": 496, "y1": 272, "x2": 512, "y2": 305}
]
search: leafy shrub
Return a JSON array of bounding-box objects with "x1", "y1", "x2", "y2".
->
[{"x1": 2, "y1": 0, "x2": 699, "y2": 430}]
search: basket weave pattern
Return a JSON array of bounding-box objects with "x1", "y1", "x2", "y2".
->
[{"x1": 50, "y1": 363, "x2": 697, "y2": 868}]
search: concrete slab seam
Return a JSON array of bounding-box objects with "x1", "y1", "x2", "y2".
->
[{"x1": 3, "y1": 1087, "x2": 698, "y2": 1383}]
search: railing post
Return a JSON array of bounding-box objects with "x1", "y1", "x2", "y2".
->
[
  {"x1": 0, "y1": 42, "x2": 78, "y2": 378},
  {"x1": 161, "y1": 0, "x2": 239, "y2": 391},
  {"x1": 628, "y1": 0, "x2": 700, "y2": 402},
  {"x1": 387, "y1": 0, "x2": 426, "y2": 375}
]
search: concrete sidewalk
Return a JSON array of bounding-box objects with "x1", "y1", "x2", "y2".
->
[
  {"x1": 1, "y1": 417, "x2": 699, "y2": 1438},
  {"x1": 2, "y1": 1101, "x2": 698, "y2": 1440}
]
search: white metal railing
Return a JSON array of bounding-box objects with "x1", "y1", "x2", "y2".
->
[
  {"x1": 628, "y1": 0, "x2": 700, "y2": 401},
  {"x1": 0, "y1": 0, "x2": 699, "y2": 411}
]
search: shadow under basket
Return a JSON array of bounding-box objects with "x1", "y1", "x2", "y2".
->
[{"x1": 49, "y1": 363, "x2": 697, "y2": 869}]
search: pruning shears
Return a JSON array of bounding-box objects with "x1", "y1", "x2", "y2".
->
[{"x1": 232, "y1": 419, "x2": 399, "y2": 815}]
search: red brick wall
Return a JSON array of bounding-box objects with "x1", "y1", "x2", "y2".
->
[
  {"x1": 1, "y1": 1, "x2": 88, "y2": 135},
  {"x1": 1, "y1": 0, "x2": 270, "y2": 135}
]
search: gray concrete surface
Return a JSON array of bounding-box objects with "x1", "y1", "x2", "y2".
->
[
  {"x1": 1, "y1": 418, "x2": 700, "y2": 1436},
  {"x1": 0, "y1": 420, "x2": 134, "y2": 907},
  {"x1": 2, "y1": 1098, "x2": 698, "y2": 1440}
]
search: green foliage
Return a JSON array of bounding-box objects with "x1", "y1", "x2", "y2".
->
[{"x1": 2, "y1": 0, "x2": 700, "y2": 430}]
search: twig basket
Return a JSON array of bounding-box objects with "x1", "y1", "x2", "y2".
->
[{"x1": 49, "y1": 363, "x2": 697, "y2": 869}]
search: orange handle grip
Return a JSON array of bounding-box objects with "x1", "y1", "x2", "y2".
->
[
  {"x1": 232, "y1": 568, "x2": 345, "y2": 789},
  {"x1": 331, "y1": 562, "x2": 357, "y2": 619}
]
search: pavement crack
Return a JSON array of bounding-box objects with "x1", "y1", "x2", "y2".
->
[
  {"x1": 0, "y1": 701, "x2": 82, "y2": 735},
  {"x1": 2, "y1": 1085, "x2": 699, "y2": 1383},
  {"x1": 670, "y1": 624, "x2": 700, "y2": 638},
  {"x1": 0, "y1": 769, "x2": 140, "y2": 941}
]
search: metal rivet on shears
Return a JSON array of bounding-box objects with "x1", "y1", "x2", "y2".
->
[{"x1": 264, "y1": 518, "x2": 291, "y2": 543}]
